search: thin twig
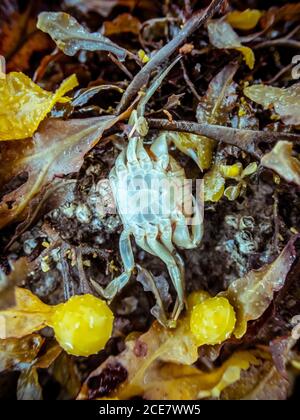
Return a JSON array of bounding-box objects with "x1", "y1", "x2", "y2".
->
[
  {"x1": 148, "y1": 118, "x2": 300, "y2": 159},
  {"x1": 255, "y1": 39, "x2": 300, "y2": 49},
  {"x1": 265, "y1": 63, "x2": 294, "y2": 85},
  {"x1": 180, "y1": 60, "x2": 202, "y2": 101},
  {"x1": 117, "y1": 0, "x2": 225, "y2": 114},
  {"x1": 76, "y1": 248, "x2": 92, "y2": 294},
  {"x1": 255, "y1": 25, "x2": 300, "y2": 50},
  {"x1": 60, "y1": 244, "x2": 74, "y2": 301},
  {"x1": 108, "y1": 53, "x2": 134, "y2": 80}
]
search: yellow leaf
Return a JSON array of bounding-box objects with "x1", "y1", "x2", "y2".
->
[
  {"x1": 220, "y1": 162, "x2": 243, "y2": 179},
  {"x1": 0, "y1": 288, "x2": 52, "y2": 339},
  {"x1": 169, "y1": 132, "x2": 215, "y2": 171},
  {"x1": 227, "y1": 9, "x2": 263, "y2": 30},
  {"x1": 208, "y1": 21, "x2": 255, "y2": 70},
  {"x1": 224, "y1": 184, "x2": 242, "y2": 201},
  {"x1": 0, "y1": 73, "x2": 78, "y2": 141},
  {"x1": 138, "y1": 49, "x2": 150, "y2": 64},
  {"x1": 145, "y1": 351, "x2": 259, "y2": 400},
  {"x1": 204, "y1": 166, "x2": 225, "y2": 202},
  {"x1": 236, "y1": 46, "x2": 255, "y2": 70}
]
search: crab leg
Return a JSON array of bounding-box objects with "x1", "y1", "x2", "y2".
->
[
  {"x1": 114, "y1": 149, "x2": 127, "y2": 175},
  {"x1": 172, "y1": 197, "x2": 203, "y2": 250},
  {"x1": 136, "y1": 138, "x2": 152, "y2": 171},
  {"x1": 92, "y1": 230, "x2": 134, "y2": 301},
  {"x1": 126, "y1": 137, "x2": 139, "y2": 170},
  {"x1": 159, "y1": 219, "x2": 174, "y2": 253},
  {"x1": 150, "y1": 133, "x2": 169, "y2": 170},
  {"x1": 146, "y1": 226, "x2": 185, "y2": 320},
  {"x1": 134, "y1": 226, "x2": 156, "y2": 256}
]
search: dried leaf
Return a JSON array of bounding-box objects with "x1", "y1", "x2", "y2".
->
[
  {"x1": 261, "y1": 141, "x2": 300, "y2": 186},
  {"x1": 78, "y1": 321, "x2": 199, "y2": 399},
  {"x1": 139, "y1": 352, "x2": 259, "y2": 400},
  {"x1": 52, "y1": 352, "x2": 81, "y2": 400},
  {"x1": 244, "y1": 364, "x2": 290, "y2": 400},
  {"x1": 79, "y1": 328, "x2": 259, "y2": 400},
  {"x1": 63, "y1": 0, "x2": 140, "y2": 17},
  {"x1": 37, "y1": 12, "x2": 127, "y2": 61},
  {"x1": 103, "y1": 13, "x2": 141, "y2": 36},
  {"x1": 222, "y1": 237, "x2": 297, "y2": 338},
  {"x1": 164, "y1": 93, "x2": 185, "y2": 111},
  {"x1": 0, "y1": 334, "x2": 44, "y2": 373},
  {"x1": 208, "y1": 21, "x2": 255, "y2": 69},
  {"x1": 7, "y1": 31, "x2": 52, "y2": 73},
  {"x1": 0, "y1": 287, "x2": 53, "y2": 339},
  {"x1": 34, "y1": 343, "x2": 62, "y2": 370},
  {"x1": 0, "y1": 258, "x2": 29, "y2": 310},
  {"x1": 221, "y1": 356, "x2": 291, "y2": 400},
  {"x1": 17, "y1": 367, "x2": 43, "y2": 400},
  {"x1": 170, "y1": 132, "x2": 215, "y2": 171},
  {"x1": 244, "y1": 83, "x2": 300, "y2": 125},
  {"x1": 0, "y1": 1, "x2": 28, "y2": 56},
  {"x1": 0, "y1": 73, "x2": 78, "y2": 141},
  {"x1": 269, "y1": 336, "x2": 296, "y2": 379},
  {"x1": 197, "y1": 63, "x2": 238, "y2": 125},
  {"x1": 0, "y1": 114, "x2": 120, "y2": 229},
  {"x1": 224, "y1": 184, "x2": 242, "y2": 201},
  {"x1": 204, "y1": 165, "x2": 225, "y2": 202},
  {"x1": 226, "y1": 9, "x2": 263, "y2": 30},
  {"x1": 262, "y1": 3, "x2": 300, "y2": 27}
]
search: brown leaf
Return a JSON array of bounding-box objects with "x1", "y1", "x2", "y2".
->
[
  {"x1": 222, "y1": 237, "x2": 297, "y2": 338},
  {"x1": 0, "y1": 1, "x2": 53, "y2": 72},
  {"x1": 0, "y1": 0, "x2": 31, "y2": 58},
  {"x1": 164, "y1": 93, "x2": 185, "y2": 110},
  {"x1": 0, "y1": 258, "x2": 29, "y2": 310},
  {"x1": 222, "y1": 359, "x2": 291, "y2": 400},
  {"x1": 270, "y1": 336, "x2": 296, "y2": 379},
  {"x1": 17, "y1": 367, "x2": 42, "y2": 400},
  {"x1": 52, "y1": 352, "x2": 81, "y2": 400},
  {"x1": 197, "y1": 63, "x2": 238, "y2": 125},
  {"x1": 0, "y1": 114, "x2": 121, "y2": 229},
  {"x1": 7, "y1": 31, "x2": 52, "y2": 73},
  {"x1": 0, "y1": 334, "x2": 44, "y2": 373},
  {"x1": 103, "y1": 13, "x2": 141, "y2": 36},
  {"x1": 262, "y1": 3, "x2": 300, "y2": 28}
]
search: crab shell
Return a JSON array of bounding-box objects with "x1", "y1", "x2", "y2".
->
[{"x1": 97, "y1": 132, "x2": 204, "y2": 321}]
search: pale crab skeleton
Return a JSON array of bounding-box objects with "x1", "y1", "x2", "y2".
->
[
  {"x1": 95, "y1": 131, "x2": 203, "y2": 321},
  {"x1": 94, "y1": 60, "x2": 204, "y2": 322}
]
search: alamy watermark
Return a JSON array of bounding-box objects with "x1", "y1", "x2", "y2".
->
[{"x1": 95, "y1": 177, "x2": 204, "y2": 226}]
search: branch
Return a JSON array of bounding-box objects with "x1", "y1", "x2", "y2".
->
[
  {"x1": 117, "y1": 0, "x2": 225, "y2": 114},
  {"x1": 148, "y1": 119, "x2": 300, "y2": 159},
  {"x1": 254, "y1": 25, "x2": 300, "y2": 50}
]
